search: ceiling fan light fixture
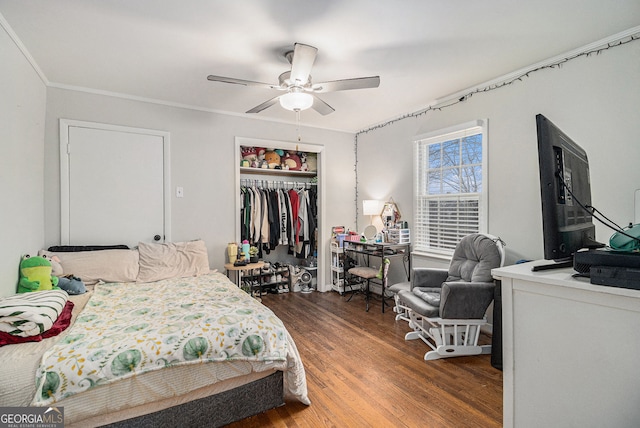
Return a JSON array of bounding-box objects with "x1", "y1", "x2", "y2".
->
[
  {"x1": 207, "y1": 43, "x2": 378, "y2": 116},
  {"x1": 279, "y1": 91, "x2": 313, "y2": 111}
]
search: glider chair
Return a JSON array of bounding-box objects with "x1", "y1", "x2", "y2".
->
[{"x1": 397, "y1": 233, "x2": 505, "y2": 361}]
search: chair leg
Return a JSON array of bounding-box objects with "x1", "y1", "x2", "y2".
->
[
  {"x1": 404, "y1": 309, "x2": 491, "y2": 361},
  {"x1": 393, "y1": 294, "x2": 411, "y2": 323},
  {"x1": 423, "y1": 322, "x2": 490, "y2": 360},
  {"x1": 404, "y1": 311, "x2": 433, "y2": 347},
  {"x1": 404, "y1": 330, "x2": 422, "y2": 341},
  {"x1": 364, "y1": 279, "x2": 370, "y2": 312},
  {"x1": 424, "y1": 344, "x2": 488, "y2": 360},
  {"x1": 349, "y1": 274, "x2": 391, "y2": 312},
  {"x1": 345, "y1": 278, "x2": 364, "y2": 302},
  {"x1": 345, "y1": 276, "x2": 371, "y2": 312}
]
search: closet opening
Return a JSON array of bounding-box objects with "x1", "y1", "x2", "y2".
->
[{"x1": 234, "y1": 137, "x2": 326, "y2": 293}]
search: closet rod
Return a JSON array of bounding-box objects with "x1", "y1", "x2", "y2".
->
[{"x1": 240, "y1": 178, "x2": 317, "y2": 189}]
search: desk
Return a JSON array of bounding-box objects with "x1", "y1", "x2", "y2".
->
[
  {"x1": 493, "y1": 261, "x2": 640, "y2": 428},
  {"x1": 342, "y1": 241, "x2": 411, "y2": 312},
  {"x1": 224, "y1": 261, "x2": 265, "y2": 291}
]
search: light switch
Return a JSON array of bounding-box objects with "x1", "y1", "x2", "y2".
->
[{"x1": 176, "y1": 186, "x2": 184, "y2": 198}]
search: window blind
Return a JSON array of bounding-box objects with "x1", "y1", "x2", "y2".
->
[{"x1": 413, "y1": 122, "x2": 486, "y2": 256}]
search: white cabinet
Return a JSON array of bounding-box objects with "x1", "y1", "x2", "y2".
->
[{"x1": 493, "y1": 261, "x2": 640, "y2": 428}]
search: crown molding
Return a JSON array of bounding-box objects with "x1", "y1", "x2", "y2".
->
[{"x1": 0, "y1": 11, "x2": 49, "y2": 85}]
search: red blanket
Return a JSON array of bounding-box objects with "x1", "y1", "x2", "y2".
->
[{"x1": 0, "y1": 300, "x2": 74, "y2": 347}]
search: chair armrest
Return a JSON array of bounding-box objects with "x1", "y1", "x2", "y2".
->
[
  {"x1": 439, "y1": 281, "x2": 495, "y2": 319},
  {"x1": 411, "y1": 268, "x2": 448, "y2": 290}
]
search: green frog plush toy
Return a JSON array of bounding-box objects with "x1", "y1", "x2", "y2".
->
[{"x1": 18, "y1": 255, "x2": 59, "y2": 293}]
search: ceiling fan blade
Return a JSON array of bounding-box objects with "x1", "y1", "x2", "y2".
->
[
  {"x1": 311, "y1": 95, "x2": 335, "y2": 116},
  {"x1": 312, "y1": 76, "x2": 380, "y2": 93},
  {"x1": 289, "y1": 43, "x2": 317, "y2": 85},
  {"x1": 246, "y1": 95, "x2": 281, "y2": 114},
  {"x1": 207, "y1": 75, "x2": 279, "y2": 90}
]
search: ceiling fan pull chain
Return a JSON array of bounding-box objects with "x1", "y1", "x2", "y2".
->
[{"x1": 296, "y1": 109, "x2": 302, "y2": 142}]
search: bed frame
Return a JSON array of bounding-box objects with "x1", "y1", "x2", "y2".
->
[{"x1": 103, "y1": 371, "x2": 283, "y2": 427}]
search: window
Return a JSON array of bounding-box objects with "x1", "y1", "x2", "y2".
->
[{"x1": 413, "y1": 120, "x2": 488, "y2": 256}]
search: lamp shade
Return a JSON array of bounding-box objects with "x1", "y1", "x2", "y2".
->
[
  {"x1": 279, "y1": 92, "x2": 314, "y2": 111},
  {"x1": 363, "y1": 199, "x2": 382, "y2": 216}
]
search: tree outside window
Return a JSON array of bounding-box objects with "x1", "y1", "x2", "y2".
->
[{"x1": 414, "y1": 121, "x2": 487, "y2": 255}]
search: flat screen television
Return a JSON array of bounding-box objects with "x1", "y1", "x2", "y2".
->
[{"x1": 535, "y1": 114, "x2": 601, "y2": 270}]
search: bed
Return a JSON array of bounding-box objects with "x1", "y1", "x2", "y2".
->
[{"x1": 0, "y1": 241, "x2": 309, "y2": 427}]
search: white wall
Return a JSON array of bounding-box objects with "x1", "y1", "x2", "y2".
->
[
  {"x1": 5, "y1": 21, "x2": 638, "y2": 297},
  {"x1": 0, "y1": 23, "x2": 47, "y2": 297},
  {"x1": 357, "y1": 40, "x2": 640, "y2": 275},
  {"x1": 43, "y1": 88, "x2": 356, "y2": 286}
]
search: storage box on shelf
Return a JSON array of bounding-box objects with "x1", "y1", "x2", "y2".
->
[
  {"x1": 345, "y1": 234, "x2": 362, "y2": 243},
  {"x1": 387, "y1": 228, "x2": 410, "y2": 244}
]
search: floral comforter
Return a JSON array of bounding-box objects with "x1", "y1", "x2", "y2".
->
[{"x1": 32, "y1": 272, "x2": 289, "y2": 406}]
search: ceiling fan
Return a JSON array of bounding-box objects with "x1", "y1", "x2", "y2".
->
[{"x1": 206, "y1": 43, "x2": 380, "y2": 115}]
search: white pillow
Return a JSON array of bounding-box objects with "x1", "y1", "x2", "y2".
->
[
  {"x1": 39, "y1": 249, "x2": 139, "y2": 285},
  {"x1": 136, "y1": 240, "x2": 210, "y2": 283}
]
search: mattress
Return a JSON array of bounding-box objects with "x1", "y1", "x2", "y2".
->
[{"x1": 0, "y1": 272, "x2": 309, "y2": 426}]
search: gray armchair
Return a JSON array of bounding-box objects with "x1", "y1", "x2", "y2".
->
[{"x1": 397, "y1": 233, "x2": 505, "y2": 361}]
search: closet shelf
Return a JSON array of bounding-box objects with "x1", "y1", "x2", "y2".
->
[{"x1": 240, "y1": 167, "x2": 316, "y2": 177}]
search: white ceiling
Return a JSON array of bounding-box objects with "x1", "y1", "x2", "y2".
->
[{"x1": 1, "y1": 1, "x2": 639, "y2": 132}]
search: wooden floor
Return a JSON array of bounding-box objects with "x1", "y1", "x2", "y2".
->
[{"x1": 226, "y1": 290, "x2": 503, "y2": 428}]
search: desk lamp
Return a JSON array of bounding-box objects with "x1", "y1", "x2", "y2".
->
[{"x1": 362, "y1": 200, "x2": 382, "y2": 241}]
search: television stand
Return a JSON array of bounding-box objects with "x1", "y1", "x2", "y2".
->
[
  {"x1": 493, "y1": 262, "x2": 640, "y2": 428},
  {"x1": 531, "y1": 258, "x2": 573, "y2": 272}
]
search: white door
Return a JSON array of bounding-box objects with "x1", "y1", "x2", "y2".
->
[{"x1": 60, "y1": 120, "x2": 171, "y2": 247}]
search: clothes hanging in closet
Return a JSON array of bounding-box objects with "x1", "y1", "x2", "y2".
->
[{"x1": 240, "y1": 183, "x2": 317, "y2": 258}]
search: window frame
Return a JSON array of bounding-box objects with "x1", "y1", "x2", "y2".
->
[{"x1": 413, "y1": 119, "x2": 488, "y2": 258}]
